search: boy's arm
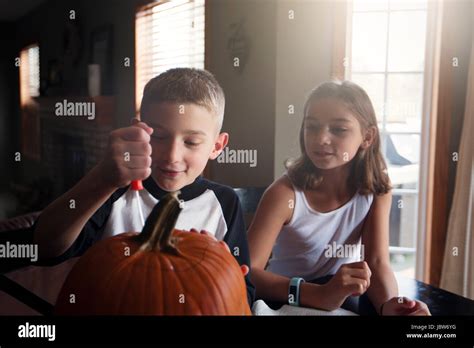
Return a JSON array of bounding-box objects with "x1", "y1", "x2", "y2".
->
[
  {"x1": 222, "y1": 192, "x2": 256, "y2": 307},
  {"x1": 34, "y1": 121, "x2": 154, "y2": 260},
  {"x1": 33, "y1": 164, "x2": 116, "y2": 260}
]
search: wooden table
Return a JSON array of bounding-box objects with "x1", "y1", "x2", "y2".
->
[{"x1": 265, "y1": 274, "x2": 474, "y2": 315}]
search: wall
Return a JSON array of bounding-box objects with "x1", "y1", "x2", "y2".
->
[
  {"x1": 274, "y1": 0, "x2": 335, "y2": 179},
  {"x1": 208, "y1": 0, "x2": 336, "y2": 186},
  {"x1": 0, "y1": 22, "x2": 18, "y2": 186},
  {"x1": 0, "y1": 22, "x2": 20, "y2": 218},
  {"x1": 207, "y1": 0, "x2": 277, "y2": 188}
]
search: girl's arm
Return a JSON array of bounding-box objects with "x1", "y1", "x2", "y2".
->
[
  {"x1": 363, "y1": 191, "x2": 431, "y2": 315},
  {"x1": 361, "y1": 191, "x2": 399, "y2": 313},
  {"x1": 248, "y1": 176, "x2": 298, "y2": 302},
  {"x1": 248, "y1": 176, "x2": 324, "y2": 307}
]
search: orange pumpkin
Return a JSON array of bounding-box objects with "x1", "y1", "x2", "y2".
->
[{"x1": 55, "y1": 192, "x2": 251, "y2": 315}]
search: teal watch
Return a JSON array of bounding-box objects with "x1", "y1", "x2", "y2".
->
[{"x1": 288, "y1": 277, "x2": 305, "y2": 306}]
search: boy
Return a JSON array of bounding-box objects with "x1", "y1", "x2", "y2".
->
[{"x1": 33, "y1": 68, "x2": 255, "y2": 306}]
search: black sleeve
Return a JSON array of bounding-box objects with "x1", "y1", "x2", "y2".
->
[
  {"x1": 34, "y1": 188, "x2": 126, "y2": 266},
  {"x1": 217, "y1": 188, "x2": 256, "y2": 308}
]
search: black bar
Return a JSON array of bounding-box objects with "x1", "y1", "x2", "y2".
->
[
  {"x1": 0, "y1": 275, "x2": 54, "y2": 316},
  {"x1": 0, "y1": 316, "x2": 473, "y2": 345}
]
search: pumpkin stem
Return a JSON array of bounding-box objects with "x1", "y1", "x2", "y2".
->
[{"x1": 136, "y1": 191, "x2": 182, "y2": 254}]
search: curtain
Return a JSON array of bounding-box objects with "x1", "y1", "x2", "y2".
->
[{"x1": 440, "y1": 35, "x2": 474, "y2": 299}]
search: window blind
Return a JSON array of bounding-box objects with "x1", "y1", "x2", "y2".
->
[{"x1": 135, "y1": 0, "x2": 205, "y2": 111}]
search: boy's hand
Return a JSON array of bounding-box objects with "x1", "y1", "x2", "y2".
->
[
  {"x1": 190, "y1": 229, "x2": 249, "y2": 276},
  {"x1": 97, "y1": 118, "x2": 154, "y2": 189},
  {"x1": 381, "y1": 296, "x2": 431, "y2": 316},
  {"x1": 319, "y1": 261, "x2": 372, "y2": 311}
]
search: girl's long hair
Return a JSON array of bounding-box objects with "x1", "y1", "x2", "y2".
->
[{"x1": 286, "y1": 80, "x2": 391, "y2": 195}]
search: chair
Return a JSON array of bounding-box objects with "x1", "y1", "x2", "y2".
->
[{"x1": 234, "y1": 187, "x2": 266, "y2": 228}]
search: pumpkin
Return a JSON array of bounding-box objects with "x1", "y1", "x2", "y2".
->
[{"x1": 55, "y1": 192, "x2": 251, "y2": 315}]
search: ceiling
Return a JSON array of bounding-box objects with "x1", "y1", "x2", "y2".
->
[{"x1": 0, "y1": 0, "x2": 48, "y2": 22}]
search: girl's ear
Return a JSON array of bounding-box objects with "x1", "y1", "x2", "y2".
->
[
  {"x1": 209, "y1": 132, "x2": 229, "y2": 160},
  {"x1": 361, "y1": 126, "x2": 377, "y2": 150}
]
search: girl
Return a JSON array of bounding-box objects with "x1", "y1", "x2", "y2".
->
[{"x1": 248, "y1": 81, "x2": 430, "y2": 315}]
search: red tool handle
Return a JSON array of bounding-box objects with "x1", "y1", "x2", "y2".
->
[
  {"x1": 131, "y1": 180, "x2": 143, "y2": 191},
  {"x1": 130, "y1": 115, "x2": 145, "y2": 192}
]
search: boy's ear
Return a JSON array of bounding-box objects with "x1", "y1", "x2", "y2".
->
[
  {"x1": 361, "y1": 126, "x2": 377, "y2": 150},
  {"x1": 209, "y1": 132, "x2": 229, "y2": 160}
]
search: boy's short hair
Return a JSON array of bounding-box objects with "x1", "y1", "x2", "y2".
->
[{"x1": 140, "y1": 68, "x2": 226, "y2": 131}]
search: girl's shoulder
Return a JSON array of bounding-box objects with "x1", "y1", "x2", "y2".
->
[
  {"x1": 267, "y1": 175, "x2": 295, "y2": 198},
  {"x1": 261, "y1": 175, "x2": 296, "y2": 225}
]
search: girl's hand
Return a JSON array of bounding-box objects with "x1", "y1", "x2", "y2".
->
[
  {"x1": 190, "y1": 229, "x2": 249, "y2": 276},
  {"x1": 319, "y1": 261, "x2": 372, "y2": 311},
  {"x1": 381, "y1": 297, "x2": 431, "y2": 316}
]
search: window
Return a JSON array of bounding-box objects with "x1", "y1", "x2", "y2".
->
[
  {"x1": 19, "y1": 44, "x2": 41, "y2": 160},
  {"x1": 19, "y1": 44, "x2": 40, "y2": 106},
  {"x1": 347, "y1": 0, "x2": 428, "y2": 277},
  {"x1": 135, "y1": 0, "x2": 205, "y2": 111}
]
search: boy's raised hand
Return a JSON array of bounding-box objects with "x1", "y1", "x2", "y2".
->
[
  {"x1": 97, "y1": 118, "x2": 154, "y2": 189},
  {"x1": 320, "y1": 261, "x2": 372, "y2": 310}
]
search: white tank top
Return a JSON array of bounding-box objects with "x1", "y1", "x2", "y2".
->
[{"x1": 267, "y1": 178, "x2": 374, "y2": 280}]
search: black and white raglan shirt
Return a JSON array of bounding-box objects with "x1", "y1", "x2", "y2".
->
[{"x1": 48, "y1": 176, "x2": 255, "y2": 306}]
